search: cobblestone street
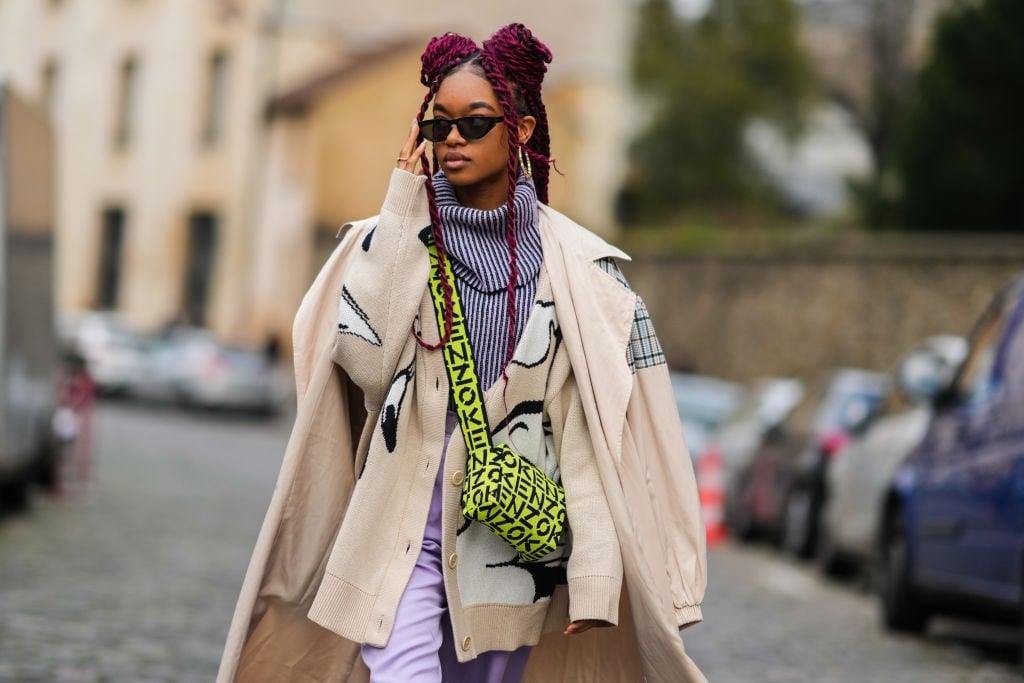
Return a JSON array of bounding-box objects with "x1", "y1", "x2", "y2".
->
[
  {"x1": 0, "y1": 402, "x2": 289, "y2": 683},
  {"x1": 685, "y1": 544, "x2": 1021, "y2": 682},
  {"x1": 0, "y1": 402, "x2": 1021, "y2": 682}
]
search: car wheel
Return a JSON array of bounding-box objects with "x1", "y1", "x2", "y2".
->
[
  {"x1": 878, "y1": 513, "x2": 929, "y2": 633},
  {"x1": 1019, "y1": 567, "x2": 1024, "y2": 673},
  {"x1": 781, "y1": 488, "x2": 814, "y2": 558},
  {"x1": 0, "y1": 476, "x2": 31, "y2": 513},
  {"x1": 817, "y1": 520, "x2": 854, "y2": 579}
]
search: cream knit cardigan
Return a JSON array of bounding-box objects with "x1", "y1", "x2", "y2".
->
[{"x1": 308, "y1": 170, "x2": 622, "y2": 658}]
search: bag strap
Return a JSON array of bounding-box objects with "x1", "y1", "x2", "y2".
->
[{"x1": 426, "y1": 238, "x2": 494, "y2": 458}]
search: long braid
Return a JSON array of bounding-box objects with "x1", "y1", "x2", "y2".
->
[
  {"x1": 413, "y1": 34, "x2": 479, "y2": 351},
  {"x1": 477, "y1": 49, "x2": 523, "y2": 375},
  {"x1": 484, "y1": 24, "x2": 554, "y2": 204},
  {"x1": 524, "y1": 92, "x2": 552, "y2": 204},
  {"x1": 412, "y1": 80, "x2": 451, "y2": 351}
]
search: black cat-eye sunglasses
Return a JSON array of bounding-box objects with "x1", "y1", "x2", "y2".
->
[{"x1": 418, "y1": 116, "x2": 505, "y2": 143}]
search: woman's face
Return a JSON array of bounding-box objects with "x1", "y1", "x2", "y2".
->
[{"x1": 430, "y1": 67, "x2": 534, "y2": 208}]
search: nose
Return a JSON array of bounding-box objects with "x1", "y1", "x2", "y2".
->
[{"x1": 444, "y1": 122, "x2": 466, "y2": 145}]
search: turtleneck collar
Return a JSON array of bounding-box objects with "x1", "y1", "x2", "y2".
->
[{"x1": 433, "y1": 172, "x2": 543, "y2": 294}]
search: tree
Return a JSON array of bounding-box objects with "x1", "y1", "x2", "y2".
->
[
  {"x1": 899, "y1": 0, "x2": 1024, "y2": 231},
  {"x1": 855, "y1": 0, "x2": 919, "y2": 225},
  {"x1": 622, "y1": 0, "x2": 814, "y2": 223},
  {"x1": 801, "y1": 0, "x2": 950, "y2": 227}
]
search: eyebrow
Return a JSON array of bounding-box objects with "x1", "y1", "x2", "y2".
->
[{"x1": 433, "y1": 101, "x2": 499, "y2": 115}]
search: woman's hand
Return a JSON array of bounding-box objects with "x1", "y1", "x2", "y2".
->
[
  {"x1": 396, "y1": 120, "x2": 428, "y2": 175},
  {"x1": 564, "y1": 619, "x2": 613, "y2": 635}
]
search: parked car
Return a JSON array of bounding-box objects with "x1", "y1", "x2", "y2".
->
[
  {"x1": 0, "y1": 84, "x2": 59, "y2": 510},
  {"x1": 670, "y1": 372, "x2": 745, "y2": 463},
  {"x1": 134, "y1": 327, "x2": 287, "y2": 415},
  {"x1": 708, "y1": 377, "x2": 805, "y2": 536},
  {"x1": 877, "y1": 276, "x2": 1024, "y2": 658},
  {"x1": 818, "y1": 335, "x2": 967, "y2": 576},
  {"x1": 730, "y1": 368, "x2": 890, "y2": 551},
  {"x1": 62, "y1": 311, "x2": 149, "y2": 396}
]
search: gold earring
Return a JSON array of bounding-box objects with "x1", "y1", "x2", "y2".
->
[{"x1": 518, "y1": 146, "x2": 533, "y2": 180}]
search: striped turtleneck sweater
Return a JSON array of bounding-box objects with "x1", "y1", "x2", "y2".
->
[{"x1": 434, "y1": 172, "x2": 543, "y2": 391}]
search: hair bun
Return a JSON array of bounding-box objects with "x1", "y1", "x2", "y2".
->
[
  {"x1": 482, "y1": 23, "x2": 552, "y2": 90},
  {"x1": 421, "y1": 33, "x2": 480, "y2": 87}
]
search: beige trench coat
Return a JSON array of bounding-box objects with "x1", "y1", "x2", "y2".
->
[{"x1": 217, "y1": 203, "x2": 708, "y2": 683}]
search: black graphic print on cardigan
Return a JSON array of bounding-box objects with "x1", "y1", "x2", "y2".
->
[
  {"x1": 380, "y1": 359, "x2": 414, "y2": 453},
  {"x1": 361, "y1": 226, "x2": 376, "y2": 252},
  {"x1": 490, "y1": 400, "x2": 545, "y2": 438},
  {"x1": 485, "y1": 554, "x2": 567, "y2": 602},
  {"x1": 337, "y1": 285, "x2": 382, "y2": 347},
  {"x1": 510, "y1": 301, "x2": 561, "y2": 369}
]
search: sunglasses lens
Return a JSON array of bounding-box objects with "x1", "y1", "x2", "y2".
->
[
  {"x1": 459, "y1": 117, "x2": 494, "y2": 140},
  {"x1": 418, "y1": 119, "x2": 450, "y2": 143}
]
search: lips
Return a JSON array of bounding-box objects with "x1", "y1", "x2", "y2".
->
[{"x1": 444, "y1": 152, "x2": 469, "y2": 169}]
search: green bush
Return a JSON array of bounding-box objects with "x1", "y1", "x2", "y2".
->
[{"x1": 899, "y1": 0, "x2": 1024, "y2": 231}]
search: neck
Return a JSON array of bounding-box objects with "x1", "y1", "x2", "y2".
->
[{"x1": 453, "y1": 179, "x2": 510, "y2": 211}]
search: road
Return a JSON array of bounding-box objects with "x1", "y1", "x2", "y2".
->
[{"x1": 0, "y1": 402, "x2": 1020, "y2": 682}]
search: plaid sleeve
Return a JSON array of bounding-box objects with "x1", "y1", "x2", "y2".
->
[{"x1": 595, "y1": 258, "x2": 667, "y2": 372}]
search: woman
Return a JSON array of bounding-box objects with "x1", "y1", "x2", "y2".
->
[{"x1": 218, "y1": 24, "x2": 706, "y2": 683}]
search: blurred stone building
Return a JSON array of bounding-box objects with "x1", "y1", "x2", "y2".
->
[{"x1": 0, "y1": 0, "x2": 632, "y2": 347}]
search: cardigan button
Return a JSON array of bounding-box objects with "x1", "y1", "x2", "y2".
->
[
  {"x1": 451, "y1": 470, "x2": 465, "y2": 486},
  {"x1": 448, "y1": 553, "x2": 458, "y2": 569},
  {"x1": 461, "y1": 636, "x2": 472, "y2": 652}
]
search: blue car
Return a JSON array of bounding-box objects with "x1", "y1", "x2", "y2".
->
[{"x1": 878, "y1": 275, "x2": 1024, "y2": 656}]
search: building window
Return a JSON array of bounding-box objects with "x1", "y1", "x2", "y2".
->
[
  {"x1": 201, "y1": 51, "x2": 230, "y2": 147},
  {"x1": 183, "y1": 212, "x2": 219, "y2": 326},
  {"x1": 41, "y1": 59, "x2": 60, "y2": 122},
  {"x1": 97, "y1": 207, "x2": 126, "y2": 310},
  {"x1": 113, "y1": 56, "x2": 139, "y2": 149}
]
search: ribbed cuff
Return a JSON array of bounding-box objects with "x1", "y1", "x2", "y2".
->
[
  {"x1": 381, "y1": 169, "x2": 429, "y2": 221},
  {"x1": 676, "y1": 602, "x2": 703, "y2": 629},
  {"x1": 306, "y1": 572, "x2": 381, "y2": 645},
  {"x1": 567, "y1": 575, "x2": 621, "y2": 625}
]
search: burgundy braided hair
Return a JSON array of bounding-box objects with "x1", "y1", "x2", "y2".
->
[
  {"x1": 484, "y1": 24, "x2": 554, "y2": 205},
  {"x1": 414, "y1": 26, "x2": 554, "y2": 380},
  {"x1": 413, "y1": 33, "x2": 480, "y2": 351}
]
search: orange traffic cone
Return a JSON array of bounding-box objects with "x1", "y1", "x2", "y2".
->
[{"x1": 698, "y1": 445, "x2": 727, "y2": 547}]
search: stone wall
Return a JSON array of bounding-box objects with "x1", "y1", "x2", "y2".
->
[{"x1": 620, "y1": 236, "x2": 1024, "y2": 382}]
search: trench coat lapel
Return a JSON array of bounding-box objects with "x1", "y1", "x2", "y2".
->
[{"x1": 538, "y1": 207, "x2": 636, "y2": 462}]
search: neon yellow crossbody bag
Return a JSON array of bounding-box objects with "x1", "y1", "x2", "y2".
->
[{"x1": 426, "y1": 238, "x2": 566, "y2": 562}]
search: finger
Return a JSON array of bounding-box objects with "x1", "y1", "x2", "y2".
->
[
  {"x1": 398, "y1": 120, "x2": 418, "y2": 162},
  {"x1": 408, "y1": 140, "x2": 428, "y2": 174},
  {"x1": 399, "y1": 140, "x2": 427, "y2": 175}
]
